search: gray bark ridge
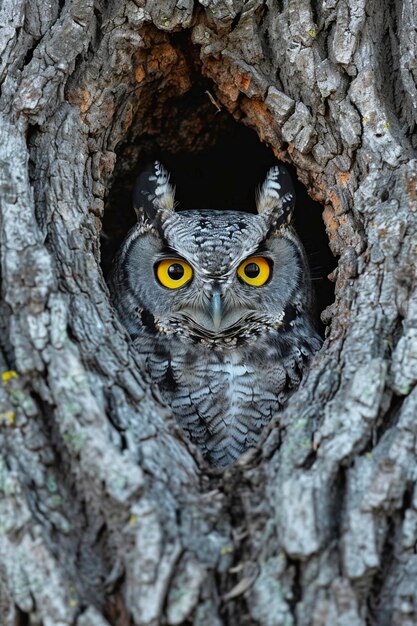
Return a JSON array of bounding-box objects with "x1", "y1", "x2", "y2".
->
[{"x1": 0, "y1": 0, "x2": 417, "y2": 625}]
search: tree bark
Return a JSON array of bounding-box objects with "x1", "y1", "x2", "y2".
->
[{"x1": 1, "y1": 1, "x2": 417, "y2": 625}]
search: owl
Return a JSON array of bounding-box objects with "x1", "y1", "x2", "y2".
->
[{"x1": 109, "y1": 161, "x2": 321, "y2": 467}]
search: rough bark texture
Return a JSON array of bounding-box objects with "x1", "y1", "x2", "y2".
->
[{"x1": 1, "y1": 1, "x2": 417, "y2": 625}]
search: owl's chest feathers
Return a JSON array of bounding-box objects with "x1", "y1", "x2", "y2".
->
[
  {"x1": 153, "y1": 338, "x2": 272, "y2": 430},
  {"x1": 133, "y1": 312, "x2": 320, "y2": 465},
  {"x1": 143, "y1": 330, "x2": 311, "y2": 466},
  {"x1": 144, "y1": 324, "x2": 315, "y2": 414},
  {"x1": 139, "y1": 312, "x2": 319, "y2": 395}
]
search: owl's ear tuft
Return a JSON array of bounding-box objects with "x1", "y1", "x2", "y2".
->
[
  {"x1": 256, "y1": 165, "x2": 295, "y2": 227},
  {"x1": 132, "y1": 161, "x2": 176, "y2": 224}
]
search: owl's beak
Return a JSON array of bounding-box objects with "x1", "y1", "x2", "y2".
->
[{"x1": 209, "y1": 292, "x2": 223, "y2": 330}]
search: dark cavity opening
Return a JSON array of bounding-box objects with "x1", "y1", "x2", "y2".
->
[{"x1": 102, "y1": 81, "x2": 335, "y2": 334}]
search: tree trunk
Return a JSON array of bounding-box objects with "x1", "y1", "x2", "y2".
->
[{"x1": 1, "y1": 0, "x2": 417, "y2": 624}]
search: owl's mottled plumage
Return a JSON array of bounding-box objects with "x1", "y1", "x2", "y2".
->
[{"x1": 109, "y1": 161, "x2": 321, "y2": 467}]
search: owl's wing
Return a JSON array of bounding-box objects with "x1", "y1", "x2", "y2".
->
[{"x1": 132, "y1": 161, "x2": 176, "y2": 222}]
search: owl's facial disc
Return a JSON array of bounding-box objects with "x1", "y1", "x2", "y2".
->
[
  {"x1": 125, "y1": 206, "x2": 303, "y2": 340},
  {"x1": 151, "y1": 249, "x2": 279, "y2": 336},
  {"x1": 205, "y1": 257, "x2": 272, "y2": 331},
  {"x1": 172, "y1": 265, "x2": 275, "y2": 336},
  {"x1": 177, "y1": 294, "x2": 250, "y2": 337}
]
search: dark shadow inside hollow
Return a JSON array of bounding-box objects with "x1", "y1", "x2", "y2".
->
[{"x1": 102, "y1": 85, "x2": 336, "y2": 334}]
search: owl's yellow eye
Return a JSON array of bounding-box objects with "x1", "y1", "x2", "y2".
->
[
  {"x1": 237, "y1": 256, "x2": 271, "y2": 286},
  {"x1": 156, "y1": 259, "x2": 193, "y2": 289}
]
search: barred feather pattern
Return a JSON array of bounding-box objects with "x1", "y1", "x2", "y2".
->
[{"x1": 109, "y1": 161, "x2": 321, "y2": 467}]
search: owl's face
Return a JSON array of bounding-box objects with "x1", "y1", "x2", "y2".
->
[
  {"x1": 125, "y1": 210, "x2": 307, "y2": 340},
  {"x1": 121, "y1": 162, "x2": 312, "y2": 342}
]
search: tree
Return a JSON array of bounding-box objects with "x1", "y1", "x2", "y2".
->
[{"x1": 1, "y1": 0, "x2": 416, "y2": 624}]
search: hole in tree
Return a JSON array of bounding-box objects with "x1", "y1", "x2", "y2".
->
[{"x1": 101, "y1": 35, "x2": 336, "y2": 334}]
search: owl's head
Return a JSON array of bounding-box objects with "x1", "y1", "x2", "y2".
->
[{"x1": 120, "y1": 161, "x2": 313, "y2": 343}]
